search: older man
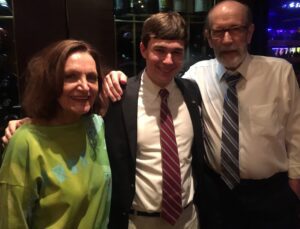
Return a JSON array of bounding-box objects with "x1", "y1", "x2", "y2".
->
[{"x1": 182, "y1": 1, "x2": 300, "y2": 228}]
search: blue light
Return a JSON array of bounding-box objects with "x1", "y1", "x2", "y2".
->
[{"x1": 282, "y1": 1, "x2": 300, "y2": 9}]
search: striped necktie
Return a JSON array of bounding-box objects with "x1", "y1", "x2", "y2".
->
[
  {"x1": 159, "y1": 89, "x2": 182, "y2": 225},
  {"x1": 220, "y1": 72, "x2": 242, "y2": 189}
]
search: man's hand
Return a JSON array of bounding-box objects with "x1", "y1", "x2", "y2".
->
[
  {"x1": 103, "y1": 70, "x2": 128, "y2": 102},
  {"x1": 1, "y1": 118, "x2": 31, "y2": 145},
  {"x1": 289, "y1": 178, "x2": 300, "y2": 199}
]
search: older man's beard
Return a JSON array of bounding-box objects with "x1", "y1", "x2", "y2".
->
[{"x1": 216, "y1": 46, "x2": 247, "y2": 70}]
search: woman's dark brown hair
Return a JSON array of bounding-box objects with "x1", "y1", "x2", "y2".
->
[{"x1": 22, "y1": 39, "x2": 102, "y2": 120}]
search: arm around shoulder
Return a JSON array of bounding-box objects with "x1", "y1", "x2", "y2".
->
[{"x1": 1, "y1": 117, "x2": 31, "y2": 145}]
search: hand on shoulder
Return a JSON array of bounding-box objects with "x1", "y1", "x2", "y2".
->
[
  {"x1": 103, "y1": 70, "x2": 128, "y2": 102},
  {"x1": 1, "y1": 117, "x2": 31, "y2": 145}
]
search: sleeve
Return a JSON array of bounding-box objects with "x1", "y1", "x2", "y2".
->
[
  {"x1": 0, "y1": 131, "x2": 38, "y2": 229},
  {"x1": 98, "y1": 116, "x2": 111, "y2": 167},
  {"x1": 89, "y1": 114, "x2": 112, "y2": 228},
  {"x1": 181, "y1": 62, "x2": 197, "y2": 81},
  {"x1": 284, "y1": 65, "x2": 300, "y2": 178},
  {"x1": 98, "y1": 118, "x2": 112, "y2": 228}
]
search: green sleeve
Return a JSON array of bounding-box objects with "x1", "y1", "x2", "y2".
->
[
  {"x1": 0, "y1": 128, "x2": 38, "y2": 229},
  {"x1": 90, "y1": 114, "x2": 112, "y2": 228}
]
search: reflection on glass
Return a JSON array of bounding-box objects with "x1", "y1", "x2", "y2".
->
[
  {"x1": 116, "y1": 23, "x2": 134, "y2": 76},
  {"x1": 158, "y1": 0, "x2": 173, "y2": 12},
  {"x1": 0, "y1": 0, "x2": 12, "y2": 16},
  {"x1": 114, "y1": 0, "x2": 130, "y2": 15},
  {"x1": 129, "y1": 0, "x2": 158, "y2": 14}
]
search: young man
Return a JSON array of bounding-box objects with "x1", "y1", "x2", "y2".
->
[
  {"x1": 104, "y1": 1, "x2": 300, "y2": 228},
  {"x1": 104, "y1": 12, "x2": 207, "y2": 229}
]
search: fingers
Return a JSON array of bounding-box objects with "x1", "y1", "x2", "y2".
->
[
  {"x1": 103, "y1": 74, "x2": 119, "y2": 102},
  {"x1": 119, "y1": 72, "x2": 128, "y2": 85},
  {"x1": 289, "y1": 179, "x2": 300, "y2": 199},
  {"x1": 1, "y1": 124, "x2": 13, "y2": 145},
  {"x1": 19, "y1": 117, "x2": 31, "y2": 126},
  {"x1": 1, "y1": 118, "x2": 31, "y2": 145},
  {"x1": 103, "y1": 71, "x2": 127, "y2": 102},
  {"x1": 1, "y1": 133, "x2": 10, "y2": 145}
]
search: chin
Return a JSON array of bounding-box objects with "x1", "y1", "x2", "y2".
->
[
  {"x1": 219, "y1": 57, "x2": 242, "y2": 70},
  {"x1": 73, "y1": 106, "x2": 92, "y2": 116},
  {"x1": 81, "y1": 107, "x2": 92, "y2": 115}
]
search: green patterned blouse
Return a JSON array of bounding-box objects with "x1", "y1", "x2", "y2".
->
[{"x1": 0, "y1": 114, "x2": 111, "y2": 229}]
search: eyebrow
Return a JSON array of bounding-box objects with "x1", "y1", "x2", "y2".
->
[{"x1": 212, "y1": 24, "x2": 246, "y2": 30}]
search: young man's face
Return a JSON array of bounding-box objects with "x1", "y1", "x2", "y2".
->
[{"x1": 140, "y1": 38, "x2": 185, "y2": 88}]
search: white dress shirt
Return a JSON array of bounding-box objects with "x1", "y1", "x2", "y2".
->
[
  {"x1": 184, "y1": 54, "x2": 300, "y2": 179},
  {"x1": 132, "y1": 71, "x2": 195, "y2": 211}
]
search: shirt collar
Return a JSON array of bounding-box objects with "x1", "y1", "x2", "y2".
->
[
  {"x1": 237, "y1": 53, "x2": 252, "y2": 81},
  {"x1": 216, "y1": 53, "x2": 252, "y2": 82},
  {"x1": 216, "y1": 60, "x2": 227, "y2": 81},
  {"x1": 141, "y1": 70, "x2": 176, "y2": 102}
]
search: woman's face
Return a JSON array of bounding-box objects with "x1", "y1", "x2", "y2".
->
[{"x1": 57, "y1": 51, "x2": 99, "y2": 124}]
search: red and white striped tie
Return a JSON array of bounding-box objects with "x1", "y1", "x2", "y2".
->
[{"x1": 159, "y1": 89, "x2": 182, "y2": 225}]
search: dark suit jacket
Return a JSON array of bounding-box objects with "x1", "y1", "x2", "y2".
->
[{"x1": 104, "y1": 73, "x2": 207, "y2": 229}]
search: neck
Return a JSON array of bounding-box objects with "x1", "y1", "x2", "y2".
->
[{"x1": 32, "y1": 116, "x2": 81, "y2": 126}]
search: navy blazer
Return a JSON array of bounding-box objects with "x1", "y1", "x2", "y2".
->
[{"x1": 104, "y1": 73, "x2": 207, "y2": 229}]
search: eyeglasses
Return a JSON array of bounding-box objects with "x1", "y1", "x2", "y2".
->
[{"x1": 210, "y1": 25, "x2": 249, "y2": 39}]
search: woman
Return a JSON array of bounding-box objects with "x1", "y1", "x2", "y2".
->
[{"x1": 0, "y1": 40, "x2": 111, "y2": 228}]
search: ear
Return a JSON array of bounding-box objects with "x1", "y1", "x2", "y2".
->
[
  {"x1": 246, "y1": 23, "x2": 255, "y2": 44},
  {"x1": 204, "y1": 29, "x2": 213, "y2": 48},
  {"x1": 140, "y1": 42, "x2": 147, "y2": 59}
]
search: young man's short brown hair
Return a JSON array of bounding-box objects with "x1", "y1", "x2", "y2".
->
[
  {"x1": 22, "y1": 39, "x2": 102, "y2": 120},
  {"x1": 141, "y1": 12, "x2": 188, "y2": 48}
]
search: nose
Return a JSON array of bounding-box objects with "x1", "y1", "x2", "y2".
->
[
  {"x1": 163, "y1": 53, "x2": 173, "y2": 65},
  {"x1": 78, "y1": 77, "x2": 89, "y2": 91},
  {"x1": 222, "y1": 31, "x2": 233, "y2": 44}
]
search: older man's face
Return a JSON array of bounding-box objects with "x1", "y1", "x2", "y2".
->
[{"x1": 206, "y1": 2, "x2": 254, "y2": 70}]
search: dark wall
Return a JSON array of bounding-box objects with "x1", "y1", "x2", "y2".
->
[
  {"x1": 67, "y1": 0, "x2": 116, "y2": 74},
  {"x1": 237, "y1": 0, "x2": 269, "y2": 55},
  {"x1": 13, "y1": 0, "x2": 116, "y2": 94},
  {"x1": 13, "y1": 0, "x2": 67, "y2": 79},
  {"x1": 247, "y1": 0, "x2": 268, "y2": 55}
]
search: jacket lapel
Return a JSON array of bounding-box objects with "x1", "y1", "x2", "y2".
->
[
  {"x1": 122, "y1": 73, "x2": 142, "y2": 162},
  {"x1": 175, "y1": 77, "x2": 198, "y2": 116}
]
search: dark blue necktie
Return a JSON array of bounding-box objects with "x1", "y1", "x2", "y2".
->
[{"x1": 220, "y1": 72, "x2": 242, "y2": 189}]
